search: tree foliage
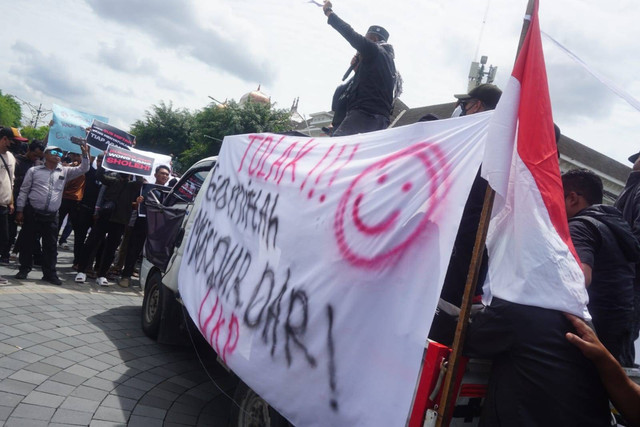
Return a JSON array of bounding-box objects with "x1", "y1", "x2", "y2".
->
[
  {"x1": 130, "y1": 101, "x2": 193, "y2": 163},
  {"x1": 19, "y1": 125, "x2": 49, "y2": 141},
  {"x1": 130, "y1": 99, "x2": 295, "y2": 172},
  {"x1": 0, "y1": 91, "x2": 22, "y2": 128},
  {"x1": 181, "y1": 101, "x2": 293, "y2": 168}
]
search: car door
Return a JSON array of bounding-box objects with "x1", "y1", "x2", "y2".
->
[{"x1": 145, "y1": 162, "x2": 213, "y2": 271}]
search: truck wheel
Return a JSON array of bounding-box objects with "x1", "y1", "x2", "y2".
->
[
  {"x1": 230, "y1": 381, "x2": 291, "y2": 427},
  {"x1": 142, "y1": 271, "x2": 163, "y2": 339}
]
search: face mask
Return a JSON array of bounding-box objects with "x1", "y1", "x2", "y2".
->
[{"x1": 451, "y1": 105, "x2": 463, "y2": 118}]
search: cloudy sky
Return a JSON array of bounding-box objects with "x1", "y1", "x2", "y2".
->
[{"x1": 3, "y1": 0, "x2": 639, "y2": 165}]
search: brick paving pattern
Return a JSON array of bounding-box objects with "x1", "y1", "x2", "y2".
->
[{"x1": 0, "y1": 249, "x2": 236, "y2": 426}]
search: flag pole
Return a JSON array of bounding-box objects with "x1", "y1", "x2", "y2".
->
[{"x1": 434, "y1": 1, "x2": 535, "y2": 425}]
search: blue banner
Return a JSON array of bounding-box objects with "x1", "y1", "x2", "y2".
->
[{"x1": 49, "y1": 104, "x2": 108, "y2": 156}]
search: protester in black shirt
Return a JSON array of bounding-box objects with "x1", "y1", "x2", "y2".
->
[
  {"x1": 322, "y1": 1, "x2": 399, "y2": 136},
  {"x1": 614, "y1": 151, "x2": 640, "y2": 367},
  {"x1": 428, "y1": 84, "x2": 502, "y2": 345},
  {"x1": 71, "y1": 155, "x2": 103, "y2": 269},
  {"x1": 75, "y1": 168, "x2": 142, "y2": 286},
  {"x1": 563, "y1": 168, "x2": 640, "y2": 363}
]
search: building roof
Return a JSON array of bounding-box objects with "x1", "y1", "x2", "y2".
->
[
  {"x1": 558, "y1": 135, "x2": 630, "y2": 184},
  {"x1": 390, "y1": 101, "x2": 457, "y2": 126},
  {"x1": 390, "y1": 99, "x2": 630, "y2": 184}
]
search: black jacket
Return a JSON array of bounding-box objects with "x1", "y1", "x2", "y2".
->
[
  {"x1": 328, "y1": 13, "x2": 396, "y2": 118},
  {"x1": 615, "y1": 171, "x2": 640, "y2": 285},
  {"x1": 569, "y1": 205, "x2": 640, "y2": 329},
  {"x1": 79, "y1": 166, "x2": 101, "y2": 210},
  {"x1": 98, "y1": 169, "x2": 143, "y2": 225}
]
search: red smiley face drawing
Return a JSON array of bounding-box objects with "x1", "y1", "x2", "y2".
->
[{"x1": 334, "y1": 142, "x2": 448, "y2": 268}]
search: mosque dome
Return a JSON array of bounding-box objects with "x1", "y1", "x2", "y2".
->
[{"x1": 239, "y1": 85, "x2": 270, "y2": 106}]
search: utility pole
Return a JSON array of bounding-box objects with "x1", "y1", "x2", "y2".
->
[
  {"x1": 14, "y1": 96, "x2": 51, "y2": 128},
  {"x1": 33, "y1": 103, "x2": 44, "y2": 128}
]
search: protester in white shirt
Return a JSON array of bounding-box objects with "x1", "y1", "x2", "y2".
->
[{"x1": 14, "y1": 143, "x2": 89, "y2": 285}]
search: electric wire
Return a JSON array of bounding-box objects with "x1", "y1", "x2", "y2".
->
[{"x1": 179, "y1": 300, "x2": 260, "y2": 423}]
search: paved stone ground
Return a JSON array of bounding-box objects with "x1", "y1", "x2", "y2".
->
[{"x1": 0, "y1": 247, "x2": 238, "y2": 426}]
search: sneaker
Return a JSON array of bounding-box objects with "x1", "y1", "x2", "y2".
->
[
  {"x1": 42, "y1": 276, "x2": 62, "y2": 286},
  {"x1": 118, "y1": 277, "x2": 130, "y2": 288},
  {"x1": 14, "y1": 270, "x2": 28, "y2": 280},
  {"x1": 75, "y1": 272, "x2": 87, "y2": 283},
  {"x1": 58, "y1": 242, "x2": 69, "y2": 250},
  {"x1": 96, "y1": 277, "x2": 109, "y2": 287},
  {"x1": 0, "y1": 258, "x2": 10, "y2": 265},
  {"x1": 0, "y1": 276, "x2": 8, "y2": 284}
]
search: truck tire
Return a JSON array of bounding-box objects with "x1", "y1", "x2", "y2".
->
[
  {"x1": 142, "y1": 271, "x2": 163, "y2": 339},
  {"x1": 229, "y1": 381, "x2": 291, "y2": 427}
]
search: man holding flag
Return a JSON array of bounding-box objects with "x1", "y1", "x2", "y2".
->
[{"x1": 463, "y1": 0, "x2": 611, "y2": 424}]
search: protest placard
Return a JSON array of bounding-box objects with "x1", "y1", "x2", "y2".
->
[
  {"x1": 50, "y1": 104, "x2": 107, "y2": 156},
  {"x1": 173, "y1": 171, "x2": 205, "y2": 203},
  {"x1": 102, "y1": 145, "x2": 154, "y2": 177},
  {"x1": 134, "y1": 148, "x2": 172, "y2": 184},
  {"x1": 178, "y1": 115, "x2": 491, "y2": 426},
  {"x1": 87, "y1": 120, "x2": 135, "y2": 152}
]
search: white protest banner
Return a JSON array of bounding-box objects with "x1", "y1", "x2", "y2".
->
[{"x1": 178, "y1": 116, "x2": 489, "y2": 426}]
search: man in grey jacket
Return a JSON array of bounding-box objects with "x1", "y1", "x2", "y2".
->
[{"x1": 15, "y1": 143, "x2": 89, "y2": 285}]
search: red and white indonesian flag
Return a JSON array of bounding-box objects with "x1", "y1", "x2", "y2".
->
[{"x1": 481, "y1": 0, "x2": 588, "y2": 316}]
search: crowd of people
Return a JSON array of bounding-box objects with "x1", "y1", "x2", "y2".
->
[{"x1": 0, "y1": 126, "x2": 175, "y2": 288}]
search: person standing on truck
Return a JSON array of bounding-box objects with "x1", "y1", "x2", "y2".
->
[
  {"x1": 460, "y1": 149, "x2": 612, "y2": 424},
  {"x1": 428, "y1": 84, "x2": 502, "y2": 345},
  {"x1": 322, "y1": 0, "x2": 400, "y2": 136},
  {"x1": 563, "y1": 168, "x2": 640, "y2": 363}
]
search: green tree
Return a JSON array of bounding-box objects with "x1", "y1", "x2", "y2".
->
[
  {"x1": 0, "y1": 91, "x2": 22, "y2": 128},
  {"x1": 19, "y1": 125, "x2": 49, "y2": 141},
  {"x1": 182, "y1": 100, "x2": 293, "y2": 168},
  {"x1": 130, "y1": 101, "x2": 194, "y2": 164}
]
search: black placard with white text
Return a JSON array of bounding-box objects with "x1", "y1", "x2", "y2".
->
[
  {"x1": 87, "y1": 120, "x2": 135, "y2": 152},
  {"x1": 103, "y1": 145, "x2": 154, "y2": 177}
]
